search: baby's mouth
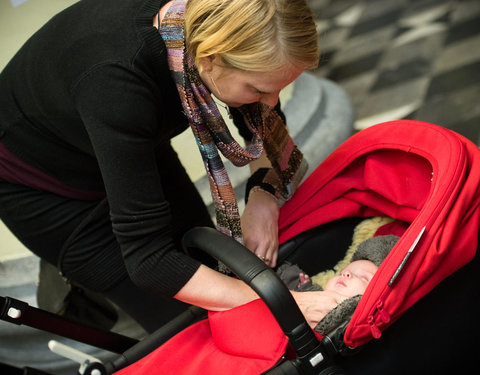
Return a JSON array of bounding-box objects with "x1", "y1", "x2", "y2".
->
[{"x1": 336, "y1": 280, "x2": 347, "y2": 287}]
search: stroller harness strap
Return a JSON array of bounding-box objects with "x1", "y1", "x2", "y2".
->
[{"x1": 278, "y1": 120, "x2": 480, "y2": 347}]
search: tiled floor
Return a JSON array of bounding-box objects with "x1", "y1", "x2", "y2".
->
[{"x1": 309, "y1": 0, "x2": 480, "y2": 145}]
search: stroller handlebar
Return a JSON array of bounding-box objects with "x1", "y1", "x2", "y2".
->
[{"x1": 182, "y1": 227, "x2": 334, "y2": 372}]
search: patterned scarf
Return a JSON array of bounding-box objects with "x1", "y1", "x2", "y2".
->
[{"x1": 159, "y1": 0, "x2": 307, "y2": 243}]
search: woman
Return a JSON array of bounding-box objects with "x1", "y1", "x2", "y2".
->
[{"x1": 0, "y1": 0, "x2": 344, "y2": 332}]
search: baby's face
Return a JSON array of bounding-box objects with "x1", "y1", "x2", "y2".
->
[{"x1": 324, "y1": 260, "x2": 378, "y2": 298}]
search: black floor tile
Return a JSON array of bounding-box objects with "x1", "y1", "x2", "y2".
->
[
  {"x1": 414, "y1": 83, "x2": 480, "y2": 132},
  {"x1": 327, "y1": 52, "x2": 383, "y2": 81},
  {"x1": 351, "y1": 9, "x2": 403, "y2": 37},
  {"x1": 315, "y1": 0, "x2": 359, "y2": 20},
  {"x1": 445, "y1": 15, "x2": 480, "y2": 44},
  {"x1": 426, "y1": 61, "x2": 480, "y2": 98},
  {"x1": 448, "y1": 115, "x2": 480, "y2": 146},
  {"x1": 404, "y1": 0, "x2": 451, "y2": 13},
  {"x1": 372, "y1": 58, "x2": 433, "y2": 91}
]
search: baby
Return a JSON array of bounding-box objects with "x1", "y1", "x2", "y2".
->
[
  {"x1": 300, "y1": 259, "x2": 379, "y2": 297},
  {"x1": 279, "y1": 234, "x2": 399, "y2": 295},
  {"x1": 277, "y1": 235, "x2": 399, "y2": 335}
]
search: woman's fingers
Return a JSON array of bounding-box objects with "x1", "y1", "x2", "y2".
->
[
  {"x1": 241, "y1": 187, "x2": 280, "y2": 267},
  {"x1": 253, "y1": 242, "x2": 278, "y2": 267}
]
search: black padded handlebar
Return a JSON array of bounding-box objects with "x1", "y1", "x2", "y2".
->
[{"x1": 182, "y1": 227, "x2": 323, "y2": 368}]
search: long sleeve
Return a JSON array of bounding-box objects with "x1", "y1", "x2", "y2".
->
[{"x1": 73, "y1": 63, "x2": 201, "y2": 297}]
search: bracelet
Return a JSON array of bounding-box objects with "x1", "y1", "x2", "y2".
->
[
  {"x1": 245, "y1": 168, "x2": 276, "y2": 204},
  {"x1": 247, "y1": 185, "x2": 279, "y2": 204}
]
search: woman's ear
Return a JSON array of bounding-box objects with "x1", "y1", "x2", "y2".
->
[{"x1": 198, "y1": 55, "x2": 217, "y2": 73}]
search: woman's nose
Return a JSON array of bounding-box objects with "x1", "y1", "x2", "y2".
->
[{"x1": 260, "y1": 92, "x2": 280, "y2": 107}]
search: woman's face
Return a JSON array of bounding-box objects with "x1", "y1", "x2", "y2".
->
[
  {"x1": 198, "y1": 55, "x2": 303, "y2": 108},
  {"x1": 324, "y1": 260, "x2": 378, "y2": 298}
]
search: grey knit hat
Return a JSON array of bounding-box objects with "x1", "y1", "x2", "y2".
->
[{"x1": 351, "y1": 234, "x2": 400, "y2": 267}]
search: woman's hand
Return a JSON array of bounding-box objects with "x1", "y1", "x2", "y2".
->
[
  {"x1": 291, "y1": 290, "x2": 347, "y2": 329},
  {"x1": 241, "y1": 189, "x2": 280, "y2": 267}
]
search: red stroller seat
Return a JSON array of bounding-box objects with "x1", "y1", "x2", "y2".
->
[{"x1": 113, "y1": 120, "x2": 480, "y2": 374}]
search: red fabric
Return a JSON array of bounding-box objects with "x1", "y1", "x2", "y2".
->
[
  {"x1": 114, "y1": 299, "x2": 288, "y2": 375},
  {"x1": 115, "y1": 120, "x2": 480, "y2": 373},
  {"x1": 278, "y1": 120, "x2": 480, "y2": 347},
  {"x1": 374, "y1": 220, "x2": 409, "y2": 237}
]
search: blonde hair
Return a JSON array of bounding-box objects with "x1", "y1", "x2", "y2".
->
[{"x1": 185, "y1": 0, "x2": 319, "y2": 72}]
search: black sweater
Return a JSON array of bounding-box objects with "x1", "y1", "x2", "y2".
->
[{"x1": 0, "y1": 0, "x2": 206, "y2": 296}]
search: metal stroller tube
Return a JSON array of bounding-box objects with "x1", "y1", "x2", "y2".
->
[{"x1": 182, "y1": 227, "x2": 344, "y2": 374}]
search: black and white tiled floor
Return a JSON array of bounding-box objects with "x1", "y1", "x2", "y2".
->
[{"x1": 309, "y1": 0, "x2": 480, "y2": 146}]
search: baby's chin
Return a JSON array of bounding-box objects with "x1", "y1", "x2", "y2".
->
[
  {"x1": 332, "y1": 287, "x2": 362, "y2": 299},
  {"x1": 339, "y1": 291, "x2": 363, "y2": 299},
  {"x1": 325, "y1": 281, "x2": 363, "y2": 298}
]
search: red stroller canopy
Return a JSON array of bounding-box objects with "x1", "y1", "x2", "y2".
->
[{"x1": 279, "y1": 120, "x2": 480, "y2": 347}]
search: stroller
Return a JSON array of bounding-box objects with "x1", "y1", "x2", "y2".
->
[{"x1": 2, "y1": 120, "x2": 479, "y2": 374}]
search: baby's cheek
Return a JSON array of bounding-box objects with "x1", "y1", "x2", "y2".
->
[
  {"x1": 355, "y1": 281, "x2": 369, "y2": 295},
  {"x1": 324, "y1": 277, "x2": 337, "y2": 291}
]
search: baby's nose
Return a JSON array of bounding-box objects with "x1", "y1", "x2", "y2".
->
[{"x1": 342, "y1": 271, "x2": 352, "y2": 278}]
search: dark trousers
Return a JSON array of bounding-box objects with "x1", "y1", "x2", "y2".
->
[{"x1": 0, "y1": 144, "x2": 213, "y2": 332}]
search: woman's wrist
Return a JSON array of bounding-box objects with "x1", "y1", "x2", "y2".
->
[
  {"x1": 245, "y1": 167, "x2": 278, "y2": 204},
  {"x1": 247, "y1": 185, "x2": 279, "y2": 206},
  {"x1": 175, "y1": 265, "x2": 259, "y2": 311}
]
